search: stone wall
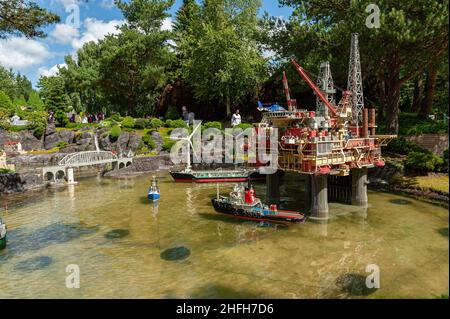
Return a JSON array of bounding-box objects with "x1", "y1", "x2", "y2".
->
[
  {"x1": 104, "y1": 154, "x2": 172, "y2": 177},
  {"x1": 405, "y1": 134, "x2": 449, "y2": 155}
]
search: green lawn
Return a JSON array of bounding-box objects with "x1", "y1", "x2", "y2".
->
[{"x1": 415, "y1": 174, "x2": 449, "y2": 193}]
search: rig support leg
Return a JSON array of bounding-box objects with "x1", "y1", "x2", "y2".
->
[
  {"x1": 351, "y1": 168, "x2": 368, "y2": 206},
  {"x1": 266, "y1": 171, "x2": 281, "y2": 204},
  {"x1": 310, "y1": 174, "x2": 329, "y2": 220}
]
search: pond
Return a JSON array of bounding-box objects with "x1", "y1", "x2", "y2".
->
[{"x1": 0, "y1": 172, "x2": 448, "y2": 298}]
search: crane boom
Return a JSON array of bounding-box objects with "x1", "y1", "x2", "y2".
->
[
  {"x1": 290, "y1": 58, "x2": 337, "y2": 117},
  {"x1": 282, "y1": 71, "x2": 293, "y2": 111}
]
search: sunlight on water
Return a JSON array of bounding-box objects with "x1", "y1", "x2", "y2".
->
[{"x1": 0, "y1": 172, "x2": 448, "y2": 298}]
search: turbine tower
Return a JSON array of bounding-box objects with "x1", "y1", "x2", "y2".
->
[
  {"x1": 315, "y1": 61, "x2": 336, "y2": 117},
  {"x1": 347, "y1": 33, "x2": 365, "y2": 125}
]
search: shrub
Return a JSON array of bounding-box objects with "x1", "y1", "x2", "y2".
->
[
  {"x1": 33, "y1": 125, "x2": 45, "y2": 139},
  {"x1": 162, "y1": 137, "x2": 176, "y2": 151},
  {"x1": 111, "y1": 113, "x2": 122, "y2": 122},
  {"x1": 386, "y1": 137, "x2": 427, "y2": 155},
  {"x1": 134, "y1": 118, "x2": 147, "y2": 129},
  {"x1": 57, "y1": 141, "x2": 69, "y2": 148},
  {"x1": 149, "y1": 118, "x2": 164, "y2": 129},
  {"x1": 122, "y1": 116, "x2": 135, "y2": 129},
  {"x1": 203, "y1": 121, "x2": 222, "y2": 131},
  {"x1": 142, "y1": 133, "x2": 156, "y2": 149},
  {"x1": 55, "y1": 110, "x2": 69, "y2": 127},
  {"x1": 233, "y1": 123, "x2": 253, "y2": 131},
  {"x1": 165, "y1": 119, "x2": 187, "y2": 128},
  {"x1": 8, "y1": 125, "x2": 29, "y2": 132},
  {"x1": 404, "y1": 151, "x2": 444, "y2": 173},
  {"x1": 165, "y1": 105, "x2": 179, "y2": 120},
  {"x1": 109, "y1": 125, "x2": 122, "y2": 141}
]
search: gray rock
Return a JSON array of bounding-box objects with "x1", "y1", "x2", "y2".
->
[
  {"x1": 18, "y1": 131, "x2": 44, "y2": 150},
  {"x1": 58, "y1": 130, "x2": 75, "y2": 144},
  {"x1": 117, "y1": 132, "x2": 130, "y2": 153},
  {"x1": 128, "y1": 134, "x2": 141, "y2": 153},
  {"x1": 151, "y1": 132, "x2": 163, "y2": 152}
]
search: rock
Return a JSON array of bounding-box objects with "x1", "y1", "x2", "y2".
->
[
  {"x1": 18, "y1": 131, "x2": 44, "y2": 150},
  {"x1": 76, "y1": 138, "x2": 92, "y2": 146},
  {"x1": 58, "y1": 130, "x2": 75, "y2": 144},
  {"x1": 44, "y1": 123, "x2": 56, "y2": 137},
  {"x1": 117, "y1": 132, "x2": 130, "y2": 153},
  {"x1": 79, "y1": 131, "x2": 94, "y2": 139},
  {"x1": 151, "y1": 131, "x2": 163, "y2": 152},
  {"x1": 128, "y1": 134, "x2": 141, "y2": 153}
]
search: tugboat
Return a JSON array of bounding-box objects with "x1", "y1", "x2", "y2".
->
[
  {"x1": 0, "y1": 217, "x2": 7, "y2": 250},
  {"x1": 147, "y1": 176, "x2": 161, "y2": 202},
  {"x1": 211, "y1": 183, "x2": 307, "y2": 224}
]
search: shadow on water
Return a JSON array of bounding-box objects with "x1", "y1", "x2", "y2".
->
[
  {"x1": 0, "y1": 223, "x2": 99, "y2": 261},
  {"x1": 335, "y1": 273, "x2": 377, "y2": 296},
  {"x1": 438, "y1": 227, "x2": 449, "y2": 237},
  {"x1": 160, "y1": 246, "x2": 191, "y2": 261},
  {"x1": 104, "y1": 229, "x2": 130, "y2": 239},
  {"x1": 390, "y1": 199, "x2": 412, "y2": 205},
  {"x1": 198, "y1": 213, "x2": 289, "y2": 229},
  {"x1": 14, "y1": 256, "x2": 53, "y2": 272},
  {"x1": 189, "y1": 283, "x2": 265, "y2": 299}
]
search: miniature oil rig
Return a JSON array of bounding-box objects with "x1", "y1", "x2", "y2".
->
[{"x1": 258, "y1": 34, "x2": 396, "y2": 219}]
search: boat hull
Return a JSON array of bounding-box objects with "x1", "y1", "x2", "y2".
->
[
  {"x1": 211, "y1": 198, "x2": 306, "y2": 224},
  {"x1": 0, "y1": 237, "x2": 6, "y2": 250},
  {"x1": 170, "y1": 170, "x2": 266, "y2": 183},
  {"x1": 147, "y1": 193, "x2": 160, "y2": 202}
]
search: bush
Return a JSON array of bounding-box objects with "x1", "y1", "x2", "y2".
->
[
  {"x1": 65, "y1": 122, "x2": 83, "y2": 129},
  {"x1": 33, "y1": 125, "x2": 45, "y2": 139},
  {"x1": 8, "y1": 125, "x2": 29, "y2": 132},
  {"x1": 233, "y1": 123, "x2": 253, "y2": 131},
  {"x1": 404, "y1": 151, "x2": 444, "y2": 173},
  {"x1": 165, "y1": 119, "x2": 187, "y2": 128},
  {"x1": 149, "y1": 118, "x2": 164, "y2": 129},
  {"x1": 162, "y1": 137, "x2": 176, "y2": 151},
  {"x1": 109, "y1": 125, "x2": 122, "y2": 141},
  {"x1": 386, "y1": 137, "x2": 427, "y2": 155},
  {"x1": 57, "y1": 141, "x2": 69, "y2": 148},
  {"x1": 122, "y1": 116, "x2": 135, "y2": 129},
  {"x1": 142, "y1": 134, "x2": 156, "y2": 150},
  {"x1": 203, "y1": 121, "x2": 222, "y2": 131},
  {"x1": 165, "y1": 105, "x2": 179, "y2": 120},
  {"x1": 134, "y1": 118, "x2": 147, "y2": 130},
  {"x1": 111, "y1": 113, "x2": 122, "y2": 122},
  {"x1": 55, "y1": 110, "x2": 69, "y2": 127}
]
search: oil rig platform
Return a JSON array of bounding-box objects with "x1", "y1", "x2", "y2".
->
[{"x1": 260, "y1": 34, "x2": 396, "y2": 220}]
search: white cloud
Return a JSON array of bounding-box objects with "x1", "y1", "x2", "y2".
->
[
  {"x1": 71, "y1": 18, "x2": 125, "y2": 50},
  {"x1": 0, "y1": 37, "x2": 50, "y2": 70},
  {"x1": 38, "y1": 63, "x2": 68, "y2": 77},
  {"x1": 50, "y1": 23, "x2": 80, "y2": 44},
  {"x1": 100, "y1": 0, "x2": 116, "y2": 9},
  {"x1": 161, "y1": 17, "x2": 173, "y2": 31}
]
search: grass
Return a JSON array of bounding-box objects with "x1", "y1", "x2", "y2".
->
[
  {"x1": 414, "y1": 174, "x2": 449, "y2": 193},
  {"x1": 27, "y1": 147, "x2": 60, "y2": 154}
]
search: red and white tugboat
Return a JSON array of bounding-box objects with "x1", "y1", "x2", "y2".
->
[{"x1": 211, "y1": 183, "x2": 307, "y2": 224}]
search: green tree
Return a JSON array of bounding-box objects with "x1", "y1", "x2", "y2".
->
[
  {"x1": 0, "y1": 90, "x2": 14, "y2": 115},
  {"x1": 271, "y1": 0, "x2": 449, "y2": 133},
  {"x1": 179, "y1": 0, "x2": 267, "y2": 117},
  {"x1": 27, "y1": 90, "x2": 45, "y2": 110},
  {"x1": 37, "y1": 76, "x2": 71, "y2": 126},
  {"x1": 0, "y1": 66, "x2": 17, "y2": 98},
  {"x1": 0, "y1": 0, "x2": 60, "y2": 39}
]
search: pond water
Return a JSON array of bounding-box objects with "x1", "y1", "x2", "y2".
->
[{"x1": 0, "y1": 172, "x2": 448, "y2": 298}]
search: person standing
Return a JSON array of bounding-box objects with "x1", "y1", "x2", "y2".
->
[
  {"x1": 181, "y1": 106, "x2": 189, "y2": 125},
  {"x1": 231, "y1": 109, "x2": 241, "y2": 127}
]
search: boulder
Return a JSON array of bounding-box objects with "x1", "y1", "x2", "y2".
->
[
  {"x1": 151, "y1": 131, "x2": 164, "y2": 152},
  {"x1": 117, "y1": 132, "x2": 130, "y2": 153},
  {"x1": 128, "y1": 134, "x2": 141, "y2": 154},
  {"x1": 58, "y1": 130, "x2": 75, "y2": 144},
  {"x1": 18, "y1": 131, "x2": 44, "y2": 150}
]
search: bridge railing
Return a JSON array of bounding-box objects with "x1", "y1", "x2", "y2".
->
[{"x1": 58, "y1": 151, "x2": 118, "y2": 167}]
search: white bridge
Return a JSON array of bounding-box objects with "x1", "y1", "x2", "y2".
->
[{"x1": 42, "y1": 151, "x2": 133, "y2": 182}]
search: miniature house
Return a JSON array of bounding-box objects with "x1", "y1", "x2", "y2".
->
[{"x1": 3, "y1": 141, "x2": 23, "y2": 154}]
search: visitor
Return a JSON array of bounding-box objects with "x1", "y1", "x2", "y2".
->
[
  {"x1": 82, "y1": 114, "x2": 88, "y2": 124},
  {"x1": 188, "y1": 112, "x2": 195, "y2": 126},
  {"x1": 48, "y1": 111, "x2": 55, "y2": 123},
  {"x1": 10, "y1": 113, "x2": 20, "y2": 126},
  {"x1": 69, "y1": 113, "x2": 75, "y2": 123},
  {"x1": 97, "y1": 112, "x2": 104, "y2": 122},
  {"x1": 181, "y1": 106, "x2": 189, "y2": 125},
  {"x1": 231, "y1": 109, "x2": 241, "y2": 127}
]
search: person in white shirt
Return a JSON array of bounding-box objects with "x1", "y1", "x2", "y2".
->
[{"x1": 231, "y1": 109, "x2": 241, "y2": 127}]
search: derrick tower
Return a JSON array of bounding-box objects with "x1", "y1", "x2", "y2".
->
[
  {"x1": 347, "y1": 33, "x2": 365, "y2": 125},
  {"x1": 315, "y1": 61, "x2": 336, "y2": 117}
]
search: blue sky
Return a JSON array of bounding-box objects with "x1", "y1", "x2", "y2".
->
[{"x1": 0, "y1": 0, "x2": 293, "y2": 88}]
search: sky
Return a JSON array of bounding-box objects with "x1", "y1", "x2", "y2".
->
[{"x1": 0, "y1": 0, "x2": 293, "y2": 88}]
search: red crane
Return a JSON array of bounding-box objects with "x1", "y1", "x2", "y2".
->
[{"x1": 290, "y1": 58, "x2": 338, "y2": 117}]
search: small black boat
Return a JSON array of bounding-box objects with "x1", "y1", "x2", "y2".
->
[{"x1": 211, "y1": 184, "x2": 307, "y2": 224}]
